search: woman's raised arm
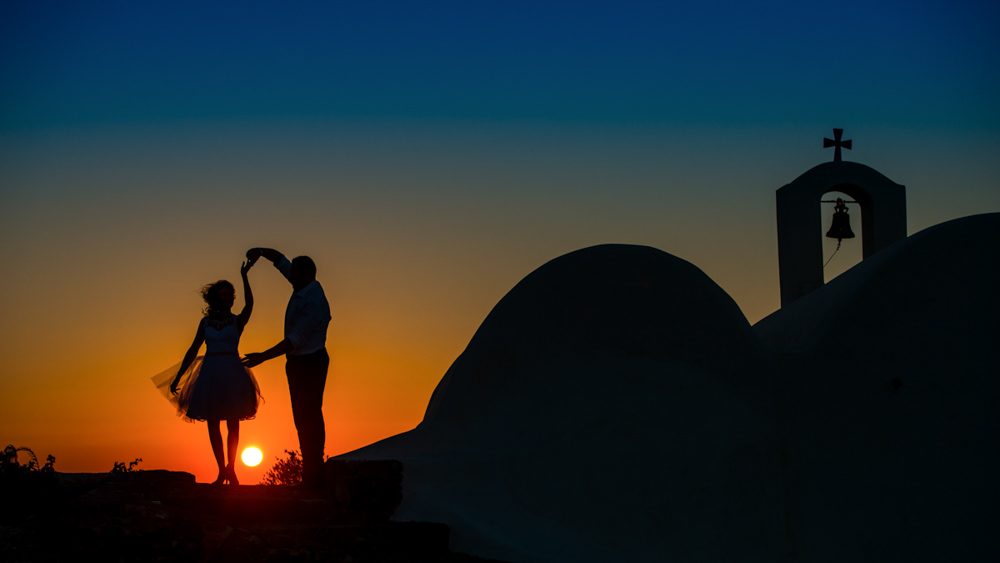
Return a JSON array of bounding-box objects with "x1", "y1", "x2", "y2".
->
[{"x1": 237, "y1": 260, "x2": 254, "y2": 328}]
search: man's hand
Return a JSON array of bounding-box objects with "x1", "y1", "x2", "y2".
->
[
  {"x1": 246, "y1": 248, "x2": 262, "y2": 263},
  {"x1": 242, "y1": 353, "x2": 265, "y2": 368},
  {"x1": 243, "y1": 339, "x2": 292, "y2": 368}
]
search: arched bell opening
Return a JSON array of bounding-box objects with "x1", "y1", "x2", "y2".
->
[
  {"x1": 820, "y1": 189, "x2": 863, "y2": 283},
  {"x1": 775, "y1": 161, "x2": 906, "y2": 307}
]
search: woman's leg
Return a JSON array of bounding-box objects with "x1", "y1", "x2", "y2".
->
[
  {"x1": 226, "y1": 419, "x2": 240, "y2": 485},
  {"x1": 208, "y1": 420, "x2": 226, "y2": 484}
]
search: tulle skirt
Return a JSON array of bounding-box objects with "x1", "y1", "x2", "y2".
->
[{"x1": 151, "y1": 353, "x2": 262, "y2": 423}]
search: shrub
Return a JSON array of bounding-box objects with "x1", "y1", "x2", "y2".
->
[
  {"x1": 261, "y1": 449, "x2": 302, "y2": 485},
  {"x1": 1, "y1": 445, "x2": 59, "y2": 525},
  {"x1": 111, "y1": 458, "x2": 143, "y2": 473},
  {"x1": 2, "y1": 444, "x2": 55, "y2": 474}
]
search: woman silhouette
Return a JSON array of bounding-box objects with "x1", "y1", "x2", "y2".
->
[{"x1": 163, "y1": 258, "x2": 262, "y2": 485}]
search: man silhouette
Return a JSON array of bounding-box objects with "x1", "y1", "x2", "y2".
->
[{"x1": 242, "y1": 248, "x2": 331, "y2": 489}]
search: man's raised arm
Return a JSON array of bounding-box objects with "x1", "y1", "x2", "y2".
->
[{"x1": 247, "y1": 247, "x2": 283, "y2": 265}]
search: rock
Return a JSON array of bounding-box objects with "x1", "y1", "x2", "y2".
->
[{"x1": 1, "y1": 469, "x2": 502, "y2": 562}]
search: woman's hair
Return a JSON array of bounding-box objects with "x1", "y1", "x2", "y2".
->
[{"x1": 201, "y1": 280, "x2": 235, "y2": 317}]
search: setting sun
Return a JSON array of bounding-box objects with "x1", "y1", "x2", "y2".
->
[{"x1": 241, "y1": 447, "x2": 263, "y2": 467}]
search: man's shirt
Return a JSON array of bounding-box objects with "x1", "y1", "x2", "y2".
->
[{"x1": 277, "y1": 256, "x2": 331, "y2": 356}]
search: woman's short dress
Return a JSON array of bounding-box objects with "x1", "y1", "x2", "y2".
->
[{"x1": 152, "y1": 316, "x2": 261, "y2": 422}]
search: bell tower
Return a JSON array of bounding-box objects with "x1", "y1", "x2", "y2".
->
[{"x1": 776, "y1": 130, "x2": 907, "y2": 307}]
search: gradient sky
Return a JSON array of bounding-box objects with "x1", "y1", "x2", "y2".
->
[{"x1": 2, "y1": 0, "x2": 998, "y2": 483}]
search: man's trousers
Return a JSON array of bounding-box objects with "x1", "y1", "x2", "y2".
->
[{"x1": 286, "y1": 348, "x2": 329, "y2": 488}]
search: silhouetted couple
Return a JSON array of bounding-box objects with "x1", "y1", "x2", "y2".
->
[{"x1": 159, "y1": 248, "x2": 331, "y2": 488}]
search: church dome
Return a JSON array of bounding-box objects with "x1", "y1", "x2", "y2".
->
[
  {"x1": 423, "y1": 243, "x2": 759, "y2": 424},
  {"x1": 346, "y1": 244, "x2": 779, "y2": 562}
]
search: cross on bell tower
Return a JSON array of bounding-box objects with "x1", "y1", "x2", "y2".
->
[
  {"x1": 774, "y1": 131, "x2": 906, "y2": 306},
  {"x1": 823, "y1": 128, "x2": 852, "y2": 162}
]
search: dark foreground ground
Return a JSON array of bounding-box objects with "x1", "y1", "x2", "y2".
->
[{"x1": 0, "y1": 461, "x2": 507, "y2": 563}]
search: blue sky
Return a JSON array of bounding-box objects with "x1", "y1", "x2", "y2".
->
[{"x1": 4, "y1": 1, "x2": 998, "y2": 129}]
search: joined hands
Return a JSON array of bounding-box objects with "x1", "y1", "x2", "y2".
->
[{"x1": 242, "y1": 254, "x2": 259, "y2": 276}]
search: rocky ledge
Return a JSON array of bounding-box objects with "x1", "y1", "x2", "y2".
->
[{"x1": 0, "y1": 460, "x2": 505, "y2": 563}]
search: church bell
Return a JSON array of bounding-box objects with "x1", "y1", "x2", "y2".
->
[{"x1": 825, "y1": 199, "x2": 856, "y2": 241}]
